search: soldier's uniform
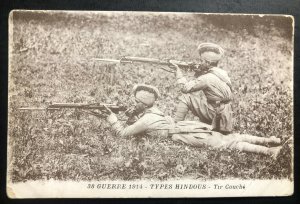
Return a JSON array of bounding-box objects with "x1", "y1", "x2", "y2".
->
[
  {"x1": 107, "y1": 84, "x2": 170, "y2": 138},
  {"x1": 109, "y1": 106, "x2": 170, "y2": 138},
  {"x1": 175, "y1": 43, "x2": 233, "y2": 134},
  {"x1": 106, "y1": 84, "x2": 281, "y2": 158}
]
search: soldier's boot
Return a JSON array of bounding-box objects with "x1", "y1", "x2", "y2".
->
[
  {"x1": 232, "y1": 142, "x2": 281, "y2": 159},
  {"x1": 268, "y1": 146, "x2": 283, "y2": 160}
]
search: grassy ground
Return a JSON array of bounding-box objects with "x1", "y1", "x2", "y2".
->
[{"x1": 8, "y1": 11, "x2": 293, "y2": 181}]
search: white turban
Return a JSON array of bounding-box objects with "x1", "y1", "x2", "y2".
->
[
  {"x1": 197, "y1": 43, "x2": 224, "y2": 62},
  {"x1": 135, "y1": 90, "x2": 156, "y2": 106},
  {"x1": 132, "y1": 84, "x2": 160, "y2": 106}
]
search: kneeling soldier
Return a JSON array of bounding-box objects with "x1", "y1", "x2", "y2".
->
[{"x1": 172, "y1": 43, "x2": 233, "y2": 134}]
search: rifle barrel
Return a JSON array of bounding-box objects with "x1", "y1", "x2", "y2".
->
[
  {"x1": 18, "y1": 107, "x2": 60, "y2": 110},
  {"x1": 93, "y1": 56, "x2": 196, "y2": 68},
  {"x1": 49, "y1": 103, "x2": 123, "y2": 109},
  {"x1": 123, "y1": 57, "x2": 170, "y2": 65},
  {"x1": 19, "y1": 103, "x2": 127, "y2": 114},
  {"x1": 91, "y1": 58, "x2": 121, "y2": 63}
]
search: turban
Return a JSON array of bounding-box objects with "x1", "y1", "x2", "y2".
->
[
  {"x1": 135, "y1": 90, "x2": 156, "y2": 106},
  {"x1": 197, "y1": 43, "x2": 225, "y2": 62},
  {"x1": 133, "y1": 84, "x2": 160, "y2": 106}
]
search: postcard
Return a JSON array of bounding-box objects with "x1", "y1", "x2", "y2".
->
[{"x1": 7, "y1": 10, "x2": 294, "y2": 198}]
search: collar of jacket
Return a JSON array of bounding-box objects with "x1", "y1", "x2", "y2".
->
[{"x1": 141, "y1": 106, "x2": 165, "y2": 117}]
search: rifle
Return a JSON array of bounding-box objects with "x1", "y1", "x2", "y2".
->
[
  {"x1": 18, "y1": 103, "x2": 127, "y2": 114},
  {"x1": 92, "y1": 56, "x2": 201, "y2": 73}
]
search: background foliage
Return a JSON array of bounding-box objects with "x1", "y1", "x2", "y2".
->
[{"x1": 8, "y1": 11, "x2": 293, "y2": 181}]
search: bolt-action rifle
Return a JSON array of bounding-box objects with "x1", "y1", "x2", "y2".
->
[
  {"x1": 19, "y1": 103, "x2": 127, "y2": 115},
  {"x1": 92, "y1": 56, "x2": 201, "y2": 73}
]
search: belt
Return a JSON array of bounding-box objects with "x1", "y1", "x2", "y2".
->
[
  {"x1": 168, "y1": 128, "x2": 212, "y2": 135},
  {"x1": 155, "y1": 127, "x2": 212, "y2": 135},
  {"x1": 208, "y1": 100, "x2": 231, "y2": 105}
]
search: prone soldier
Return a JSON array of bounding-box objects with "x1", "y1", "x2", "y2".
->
[{"x1": 88, "y1": 84, "x2": 284, "y2": 159}]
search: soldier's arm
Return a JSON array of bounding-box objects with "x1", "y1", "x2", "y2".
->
[
  {"x1": 177, "y1": 71, "x2": 208, "y2": 93},
  {"x1": 173, "y1": 61, "x2": 208, "y2": 93},
  {"x1": 107, "y1": 114, "x2": 148, "y2": 137}
]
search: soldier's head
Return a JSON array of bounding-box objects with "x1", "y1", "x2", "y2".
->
[
  {"x1": 132, "y1": 84, "x2": 160, "y2": 114},
  {"x1": 197, "y1": 43, "x2": 224, "y2": 72}
]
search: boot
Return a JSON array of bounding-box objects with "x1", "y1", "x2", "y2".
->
[{"x1": 269, "y1": 146, "x2": 282, "y2": 160}]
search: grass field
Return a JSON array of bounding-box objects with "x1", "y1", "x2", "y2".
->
[{"x1": 8, "y1": 11, "x2": 293, "y2": 181}]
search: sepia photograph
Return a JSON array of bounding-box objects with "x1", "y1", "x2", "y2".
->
[{"x1": 7, "y1": 10, "x2": 293, "y2": 198}]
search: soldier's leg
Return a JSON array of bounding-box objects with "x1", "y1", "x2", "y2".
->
[
  {"x1": 230, "y1": 133, "x2": 281, "y2": 145},
  {"x1": 174, "y1": 101, "x2": 189, "y2": 122},
  {"x1": 175, "y1": 92, "x2": 213, "y2": 123},
  {"x1": 228, "y1": 141, "x2": 282, "y2": 158},
  {"x1": 172, "y1": 133, "x2": 212, "y2": 147}
]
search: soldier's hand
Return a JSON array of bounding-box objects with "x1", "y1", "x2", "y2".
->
[
  {"x1": 107, "y1": 112, "x2": 118, "y2": 124},
  {"x1": 104, "y1": 105, "x2": 118, "y2": 124},
  {"x1": 124, "y1": 106, "x2": 136, "y2": 117},
  {"x1": 169, "y1": 60, "x2": 184, "y2": 78}
]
